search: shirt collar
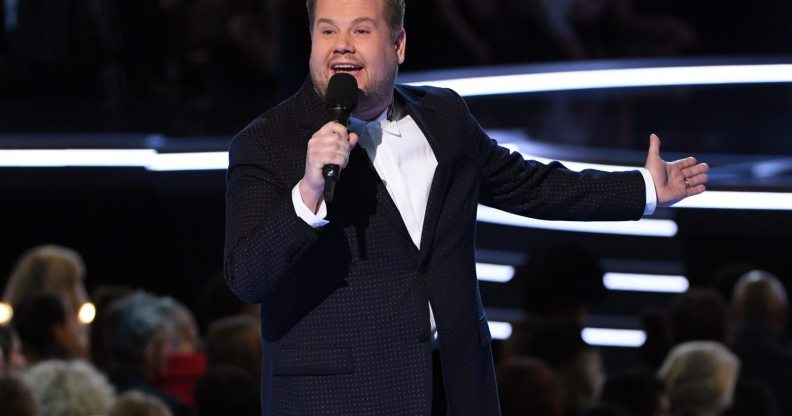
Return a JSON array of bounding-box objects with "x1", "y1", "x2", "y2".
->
[{"x1": 350, "y1": 107, "x2": 402, "y2": 137}]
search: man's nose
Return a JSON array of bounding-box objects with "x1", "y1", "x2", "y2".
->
[{"x1": 334, "y1": 32, "x2": 355, "y2": 54}]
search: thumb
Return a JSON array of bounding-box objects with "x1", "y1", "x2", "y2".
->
[
  {"x1": 348, "y1": 132, "x2": 359, "y2": 148},
  {"x1": 648, "y1": 133, "x2": 661, "y2": 158}
]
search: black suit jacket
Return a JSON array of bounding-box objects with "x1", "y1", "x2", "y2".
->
[{"x1": 224, "y1": 79, "x2": 646, "y2": 415}]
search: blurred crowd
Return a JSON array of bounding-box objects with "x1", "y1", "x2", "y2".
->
[
  {"x1": 1, "y1": 0, "x2": 790, "y2": 136},
  {"x1": 2, "y1": 242, "x2": 791, "y2": 416}
]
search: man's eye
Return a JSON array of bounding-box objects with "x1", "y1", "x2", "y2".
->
[
  {"x1": 354, "y1": 28, "x2": 371, "y2": 34},
  {"x1": 321, "y1": 29, "x2": 335, "y2": 35}
]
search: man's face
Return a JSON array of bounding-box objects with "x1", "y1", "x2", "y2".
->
[{"x1": 309, "y1": 0, "x2": 406, "y2": 119}]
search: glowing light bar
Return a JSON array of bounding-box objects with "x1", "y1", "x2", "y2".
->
[
  {"x1": 582, "y1": 328, "x2": 646, "y2": 348},
  {"x1": 604, "y1": 273, "x2": 689, "y2": 293},
  {"x1": 147, "y1": 152, "x2": 229, "y2": 171},
  {"x1": 0, "y1": 302, "x2": 12, "y2": 325},
  {"x1": 673, "y1": 191, "x2": 792, "y2": 210},
  {"x1": 0, "y1": 149, "x2": 228, "y2": 171},
  {"x1": 476, "y1": 263, "x2": 516, "y2": 283},
  {"x1": 405, "y1": 64, "x2": 792, "y2": 96},
  {"x1": 488, "y1": 321, "x2": 513, "y2": 340},
  {"x1": 477, "y1": 205, "x2": 678, "y2": 237}
]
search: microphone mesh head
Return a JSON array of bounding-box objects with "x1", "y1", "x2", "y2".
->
[{"x1": 325, "y1": 73, "x2": 359, "y2": 111}]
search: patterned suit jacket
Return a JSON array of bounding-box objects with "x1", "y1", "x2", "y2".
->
[{"x1": 224, "y1": 79, "x2": 647, "y2": 415}]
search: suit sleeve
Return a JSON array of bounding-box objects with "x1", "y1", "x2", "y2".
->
[
  {"x1": 223, "y1": 128, "x2": 320, "y2": 304},
  {"x1": 452, "y1": 94, "x2": 647, "y2": 221}
]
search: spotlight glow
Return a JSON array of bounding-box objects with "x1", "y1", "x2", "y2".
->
[
  {"x1": 0, "y1": 302, "x2": 13, "y2": 325},
  {"x1": 78, "y1": 302, "x2": 96, "y2": 324},
  {"x1": 488, "y1": 321, "x2": 513, "y2": 340}
]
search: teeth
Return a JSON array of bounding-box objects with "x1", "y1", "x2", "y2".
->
[{"x1": 333, "y1": 64, "x2": 361, "y2": 70}]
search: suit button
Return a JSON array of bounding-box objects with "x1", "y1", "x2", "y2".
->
[{"x1": 417, "y1": 331, "x2": 430, "y2": 343}]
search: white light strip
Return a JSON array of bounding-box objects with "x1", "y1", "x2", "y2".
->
[
  {"x1": 673, "y1": 191, "x2": 792, "y2": 210},
  {"x1": 488, "y1": 321, "x2": 513, "y2": 340},
  {"x1": 477, "y1": 205, "x2": 678, "y2": 237},
  {"x1": 604, "y1": 272, "x2": 689, "y2": 293},
  {"x1": 405, "y1": 64, "x2": 792, "y2": 96},
  {"x1": 147, "y1": 152, "x2": 229, "y2": 171},
  {"x1": 476, "y1": 263, "x2": 516, "y2": 283},
  {"x1": 581, "y1": 328, "x2": 646, "y2": 348},
  {"x1": 0, "y1": 149, "x2": 228, "y2": 171}
]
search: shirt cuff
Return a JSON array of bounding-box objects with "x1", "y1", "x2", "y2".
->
[
  {"x1": 637, "y1": 168, "x2": 657, "y2": 216},
  {"x1": 291, "y1": 181, "x2": 329, "y2": 228}
]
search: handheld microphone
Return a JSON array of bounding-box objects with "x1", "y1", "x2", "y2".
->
[{"x1": 323, "y1": 73, "x2": 359, "y2": 203}]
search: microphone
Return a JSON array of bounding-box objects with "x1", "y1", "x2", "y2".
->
[{"x1": 323, "y1": 73, "x2": 359, "y2": 203}]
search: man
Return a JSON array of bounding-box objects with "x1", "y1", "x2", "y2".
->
[{"x1": 223, "y1": 0, "x2": 709, "y2": 414}]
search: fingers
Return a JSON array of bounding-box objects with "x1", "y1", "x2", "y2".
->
[{"x1": 305, "y1": 122, "x2": 355, "y2": 185}]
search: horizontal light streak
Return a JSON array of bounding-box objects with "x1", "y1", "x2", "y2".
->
[
  {"x1": 673, "y1": 191, "x2": 792, "y2": 210},
  {"x1": 477, "y1": 205, "x2": 678, "y2": 237},
  {"x1": 0, "y1": 149, "x2": 228, "y2": 171},
  {"x1": 405, "y1": 64, "x2": 792, "y2": 96},
  {"x1": 476, "y1": 263, "x2": 515, "y2": 283},
  {"x1": 581, "y1": 328, "x2": 646, "y2": 348},
  {"x1": 604, "y1": 272, "x2": 689, "y2": 293}
]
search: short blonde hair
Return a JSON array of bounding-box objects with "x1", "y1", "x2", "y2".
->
[{"x1": 658, "y1": 341, "x2": 739, "y2": 416}]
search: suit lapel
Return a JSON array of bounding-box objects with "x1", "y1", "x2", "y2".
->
[{"x1": 397, "y1": 87, "x2": 453, "y2": 264}]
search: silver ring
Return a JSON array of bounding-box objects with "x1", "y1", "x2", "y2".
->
[{"x1": 684, "y1": 178, "x2": 690, "y2": 187}]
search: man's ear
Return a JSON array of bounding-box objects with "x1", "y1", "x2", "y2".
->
[{"x1": 395, "y1": 28, "x2": 406, "y2": 65}]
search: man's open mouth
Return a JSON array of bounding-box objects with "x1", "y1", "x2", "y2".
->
[{"x1": 332, "y1": 63, "x2": 363, "y2": 74}]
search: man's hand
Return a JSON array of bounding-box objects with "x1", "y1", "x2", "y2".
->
[
  {"x1": 645, "y1": 133, "x2": 709, "y2": 207},
  {"x1": 300, "y1": 122, "x2": 359, "y2": 213}
]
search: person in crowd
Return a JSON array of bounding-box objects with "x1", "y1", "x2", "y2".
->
[
  {"x1": 0, "y1": 324, "x2": 27, "y2": 373},
  {"x1": 152, "y1": 296, "x2": 206, "y2": 407},
  {"x1": 12, "y1": 291, "x2": 87, "y2": 364},
  {"x1": 2, "y1": 245, "x2": 91, "y2": 357},
  {"x1": 204, "y1": 315, "x2": 261, "y2": 379},
  {"x1": 193, "y1": 364, "x2": 261, "y2": 416},
  {"x1": 670, "y1": 288, "x2": 729, "y2": 346},
  {"x1": 108, "y1": 391, "x2": 173, "y2": 416},
  {"x1": 100, "y1": 291, "x2": 188, "y2": 416},
  {"x1": 223, "y1": 0, "x2": 708, "y2": 413},
  {"x1": 658, "y1": 341, "x2": 739, "y2": 416},
  {"x1": 25, "y1": 359, "x2": 115, "y2": 416},
  {"x1": 496, "y1": 356, "x2": 563, "y2": 416},
  {"x1": 0, "y1": 373, "x2": 39, "y2": 416},
  {"x1": 600, "y1": 368, "x2": 670, "y2": 416},
  {"x1": 89, "y1": 285, "x2": 133, "y2": 374},
  {"x1": 730, "y1": 269, "x2": 792, "y2": 416}
]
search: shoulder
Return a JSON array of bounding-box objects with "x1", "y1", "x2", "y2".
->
[{"x1": 396, "y1": 83, "x2": 465, "y2": 105}]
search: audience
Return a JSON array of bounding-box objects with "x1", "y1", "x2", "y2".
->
[
  {"x1": 25, "y1": 359, "x2": 115, "y2": 416},
  {"x1": 100, "y1": 291, "x2": 188, "y2": 416},
  {"x1": 496, "y1": 356, "x2": 563, "y2": 416},
  {"x1": 194, "y1": 364, "x2": 261, "y2": 416},
  {"x1": 658, "y1": 341, "x2": 739, "y2": 416},
  {"x1": 600, "y1": 368, "x2": 670, "y2": 416},
  {"x1": 730, "y1": 270, "x2": 792, "y2": 416},
  {"x1": 12, "y1": 292, "x2": 86, "y2": 364},
  {"x1": 204, "y1": 315, "x2": 261, "y2": 378},
  {"x1": 0, "y1": 373, "x2": 39, "y2": 416},
  {"x1": 0, "y1": 324, "x2": 27, "y2": 373},
  {"x1": 108, "y1": 391, "x2": 173, "y2": 416}
]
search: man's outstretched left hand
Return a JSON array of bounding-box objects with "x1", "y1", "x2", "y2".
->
[{"x1": 645, "y1": 133, "x2": 709, "y2": 207}]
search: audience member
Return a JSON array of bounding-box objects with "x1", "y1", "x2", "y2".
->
[
  {"x1": 496, "y1": 356, "x2": 563, "y2": 416},
  {"x1": 100, "y1": 291, "x2": 188, "y2": 416},
  {"x1": 658, "y1": 341, "x2": 739, "y2": 416},
  {"x1": 204, "y1": 315, "x2": 261, "y2": 378},
  {"x1": 12, "y1": 291, "x2": 86, "y2": 363},
  {"x1": 200, "y1": 271, "x2": 259, "y2": 330},
  {"x1": 153, "y1": 296, "x2": 206, "y2": 407},
  {"x1": 0, "y1": 324, "x2": 27, "y2": 373},
  {"x1": 193, "y1": 364, "x2": 261, "y2": 416},
  {"x1": 108, "y1": 391, "x2": 173, "y2": 416},
  {"x1": 670, "y1": 288, "x2": 729, "y2": 346},
  {"x1": 600, "y1": 368, "x2": 670, "y2": 416},
  {"x1": 730, "y1": 270, "x2": 792, "y2": 415},
  {"x1": 0, "y1": 373, "x2": 39, "y2": 416},
  {"x1": 89, "y1": 285, "x2": 134, "y2": 374},
  {"x1": 2, "y1": 245, "x2": 90, "y2": 357},
  {"x1": 25, "y1": 359, "x2": 115, "y2": 416}
]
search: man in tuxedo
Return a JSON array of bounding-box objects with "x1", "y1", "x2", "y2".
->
[{"x1": 223, "y1": 0, "x2": 709, "y2": 414}]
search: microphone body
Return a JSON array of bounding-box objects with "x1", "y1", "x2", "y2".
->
[{"x1": 322, "y1": 73, "x2": 359, "y2": 203}]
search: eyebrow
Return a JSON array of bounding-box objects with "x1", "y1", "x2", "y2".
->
[{"x1": 315, "y1": 17, "x2": 379, "y2": 27}]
